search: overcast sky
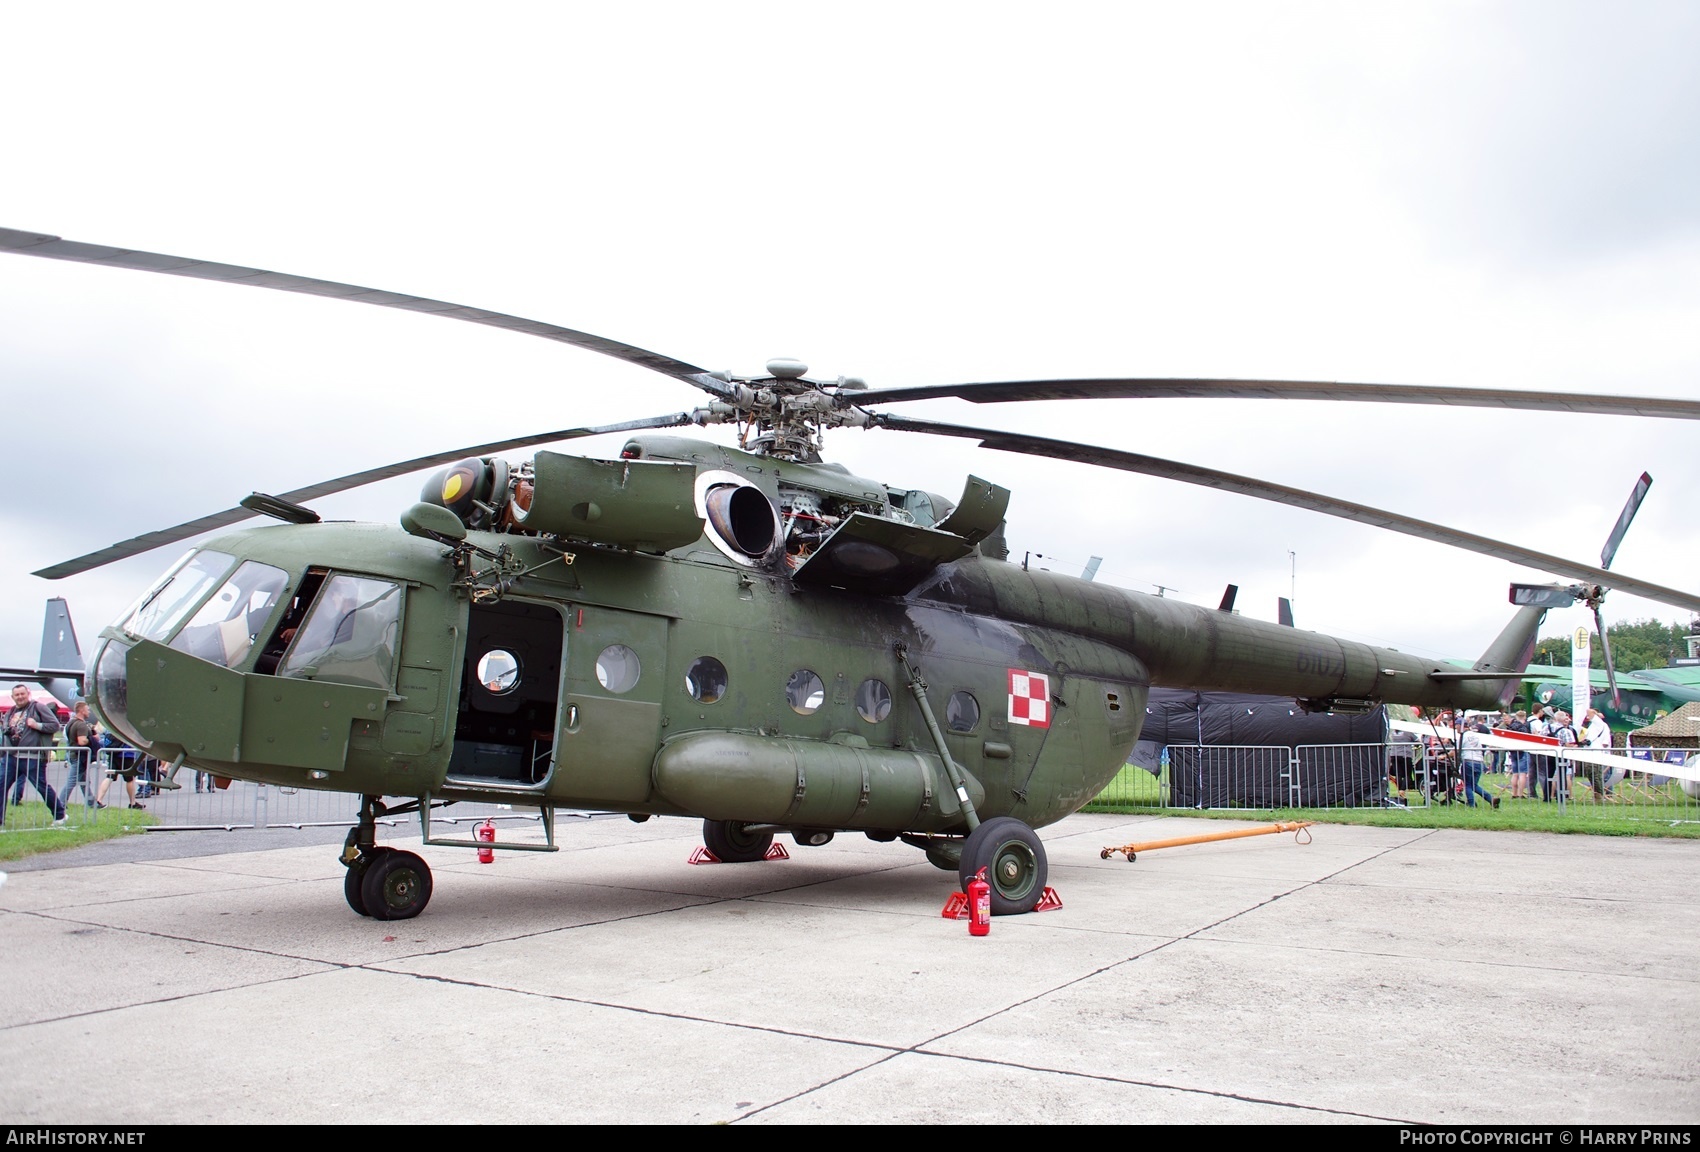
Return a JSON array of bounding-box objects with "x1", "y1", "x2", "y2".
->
[{"x1": 2, "y1": 1, "x2": 1697, "y2": 675}]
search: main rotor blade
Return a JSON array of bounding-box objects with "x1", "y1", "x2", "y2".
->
[
  {"x1": 32, "y1": 413, "x2": 694, "y2": 580},
  {"x1": 0, "y1": 228, "x2": 732, "y2": 400},
  {"x1": 854, "y1": 378, "x2": 1700, "y2": 421},
  {"x1": 1600, "y1": 471, "x2": 1653, "y2": 570},
  {"x1": 876, "y1": 415, "x2": 1700, "y2": 614}
]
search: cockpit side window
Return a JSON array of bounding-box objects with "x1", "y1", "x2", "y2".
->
[
  {"x1": 277, "y1": 574, "x2": 403, "y2": 689},
  {"x1": 168, "y1": 561, "x2": 289, "y2": 669}
]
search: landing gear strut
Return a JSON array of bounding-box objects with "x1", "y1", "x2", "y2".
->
[{"x1": 341, "y1": 796, "x2": 434, "y2": 920}]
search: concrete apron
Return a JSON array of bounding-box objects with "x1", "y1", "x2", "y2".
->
[{"x1": 0, "y1": 812, "x2": 1695, "y2": 1125}]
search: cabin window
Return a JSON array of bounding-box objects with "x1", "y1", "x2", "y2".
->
[
  {"x1": 856, "y1": 678, "x2": 892, "y2": 724},
  {"x1": 595, "y1": 644, "x2": 642, "y2": 693},
  {"x1": 946, "y1": 691, "x2": 980, "y2": 733},
  {"x1": 278, "y1": 575, "x2": 402, "y2": 690},
  {"x1": 478, "y1": 648, "x2": 522, "y2": 694},
  {"x1": 685, "y1": 656, "x2": 729, "y2": 704},
  {"x1": 786, "y1": 670, "x2": 825, "y2": 715},
  {"x1": 122, "y1": 550, "x2": 236, "y2": 643},
  {"x1": 168, "y1": 561, "x2": 289, "y2": 669}
]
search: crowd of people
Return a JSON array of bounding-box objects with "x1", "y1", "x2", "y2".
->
[
  {"x1": 1413, "y1": 703, "x2": 1618, "y2": 808},
  {"x1": 0, "y1": 683, "x2": 168, "y2": 826}
]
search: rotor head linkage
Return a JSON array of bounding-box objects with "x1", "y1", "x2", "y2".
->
[{"x1": 687, "y1": 361, "x2": 873, "y2": 460}]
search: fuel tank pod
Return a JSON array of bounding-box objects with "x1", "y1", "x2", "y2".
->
[
  {"x1": 652, "y1": 730, "x2": 985, "y2": 832},
  {"x1": 511, "y1": 452, "x2": 704, "y2": 552}
]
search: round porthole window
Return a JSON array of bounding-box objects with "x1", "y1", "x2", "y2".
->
[
  {"x1": 856, "y1": 678, "x2": 892, "y2": 723},
  {"x1": 786, "y1": 670, "x2": 825, "y2": 715},
  {"x1": 686, "y1": 656, "x2": 729, "y2": 704},
  {"x1": 477, "y1": 648, "x2": 521, "y2": 695},
  {"x1": 595, "y1": 644, "x2": 641, "y2": 693},
  {"x1": 946, "y1": 690, "x2": 980, "y2": 733}
]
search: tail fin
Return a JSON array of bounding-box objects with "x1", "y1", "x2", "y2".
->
[
  {"x1": 38, "y1": 598, "x2": 81, "y2": 670},
  {"x1": 1476, "y1": 603, "x2": 1548, "y2": 709}
]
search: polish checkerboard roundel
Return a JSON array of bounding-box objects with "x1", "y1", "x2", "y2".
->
[{"x1": 1008, "y1": 669, "x2": 1051, "y2": 728}]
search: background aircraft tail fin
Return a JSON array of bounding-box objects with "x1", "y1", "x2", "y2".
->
[{"x1": 38, "y1": 597, "x2": 82, "y2": 669}]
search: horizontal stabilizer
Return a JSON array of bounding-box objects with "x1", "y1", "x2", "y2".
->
[{"x1": 1510, "y1": 583, "x2": 1582, "y2": 609}]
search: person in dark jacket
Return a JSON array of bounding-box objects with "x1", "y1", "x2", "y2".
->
[
  {"x1": 61, "y1": 699, "x2": 101, "y2": 807},
  {"x1": 2, "y1": 684, "x2": 66, "y2": 825}
]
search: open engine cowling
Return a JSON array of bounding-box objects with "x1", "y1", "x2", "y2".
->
[{"x1": 507, "y1": 451, "x2": 704, "y2": 552}]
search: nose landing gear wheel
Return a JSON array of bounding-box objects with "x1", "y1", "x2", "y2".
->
[
  {"x1": 361, "y1": 849, "x2": 434, "y2": 920},
  {"x1": 958, "y1": 817, "x2": 1047, "y2": 916},
  {"x1": 342, "y1": 848, "x2": 389, "y2": 917}
]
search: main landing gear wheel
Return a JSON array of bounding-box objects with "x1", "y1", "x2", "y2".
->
[
  {"x1": 703, "y1": 819, "x2": 773, "y2": 863},
  {"x1": 361, "y1": 849, "x2": 434, "y2": 920},
  {"x1": 959, "y1": 817, "x2": 1048, "y2": 916}
]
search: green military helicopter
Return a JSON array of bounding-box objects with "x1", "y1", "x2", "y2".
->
[{"x1": 6, "y1": 227, "x2": 1700, "y2": 922}]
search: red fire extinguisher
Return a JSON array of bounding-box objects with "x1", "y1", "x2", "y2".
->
[
  {"x1": 967, "y1": 867, "x2": 991, "y2": 936},
  {"x1": 475, "y1": 819, "x2": 496, "y2": 864}
]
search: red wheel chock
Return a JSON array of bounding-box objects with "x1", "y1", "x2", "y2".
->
[
  {"x1": 941, "y1": 886, "x2": 1062, "y2": 918},
  {"x1": 688, "y1": 843, "x2": 791, "y2": 865}
]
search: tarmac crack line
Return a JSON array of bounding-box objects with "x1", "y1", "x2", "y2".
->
[
  {"x1": 735, "y1": 836, "x2": 1446, "y2": 1122},
  {"x1": 380, "y1": 954, "x2": 1415, "y2": 1129},
  {"x1": 3, "y1": 906, "x2": 357, "y2": 967},
  {"x1": 731, "y1": 1051, "x2": 909, "y2": 1122},
  {"x1": 0, "y1": 960, "x2": 341, "y2": 1032},
  {"x1": 867, "y1": 1048, "x2": 1416, "y2": 1124},
  {"x1": 376, "y1": 967, "x2": 917, "y2": 1056},
  {"x1": 1193, "y1": 933, "x2": 1700, "y2": 984}
]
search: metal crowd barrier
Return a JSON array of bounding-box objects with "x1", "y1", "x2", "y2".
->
[
  {"x1": 0, "y1": 747, "x2": 573, "y2": 836},
  {"x1": 1547, "y1": 749, "x2": 1698, "y2": 824},
  {"x1": 1089, "y1": 742, "x2": 1426, "y2": 812},
  {"x1": 1086, "y1": 741, "x2": 1699, "y2": 825},
  {"x1": 8, "y1": 743, "x2": 1691, "y2": 835}
]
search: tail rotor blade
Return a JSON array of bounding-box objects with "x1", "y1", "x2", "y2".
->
[
  {"x1": 1592, "y1": 604, "x2": 1621, "y2": 711},
  {"x1": 1601, "y1": 472, "x2": 1652, "y2": 571}
]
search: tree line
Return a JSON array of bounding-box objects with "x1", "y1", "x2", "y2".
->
[{"x1": 1531, "y1": 618, "x2": 1700, "y2": 672}]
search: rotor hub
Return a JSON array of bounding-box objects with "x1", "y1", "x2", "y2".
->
[{"x1": 688, "y1": 358, "x2": 872, "y2": 461}]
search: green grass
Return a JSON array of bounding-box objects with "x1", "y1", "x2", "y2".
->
[
  {"x1": 1084, "y1": 765, "x2": 1700, "y2": 838},
  {"x1": 0, "y1": 802, "x2": 158, "y2": 861}
]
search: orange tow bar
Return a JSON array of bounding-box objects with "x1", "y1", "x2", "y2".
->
[{"x1": 1100, "y1": 820, "x2": 1314, "y2": 862}]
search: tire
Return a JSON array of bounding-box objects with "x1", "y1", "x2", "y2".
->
[
  {"x1": 959, "y1": 817, "x2": 1047, "y2": 916},
  {"x1": 343, "y1": 849, "x2": 385, "y2": 917},
  {"x1": 792, "y1": 830, "x2": 834, "y2": 848},
  {"x1": 361, "y1": 849, "x2": 434, "y2": 920},
  {"x1": 703, "y1": 819, "x2": 773, "y2": 863}
]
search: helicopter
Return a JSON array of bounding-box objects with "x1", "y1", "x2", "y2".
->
[{"x1": 5, "y1": 226, "x2": 1700, "y2": 922}]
